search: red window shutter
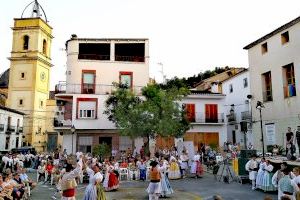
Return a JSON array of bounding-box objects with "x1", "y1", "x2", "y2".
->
[
  {"x1": 186, "y1": 104, "x2": 195, "y2": 122},
  {"x1": 205, "y1": 104, "x2": 218, "y2": 122}
]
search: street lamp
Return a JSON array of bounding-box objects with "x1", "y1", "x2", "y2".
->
[
  {"x1": 70, "y1": 125, "x2": 76, "y2": 154},
  {"x1": 256, "y1": 101, "x2": 265, "y2": 159}
]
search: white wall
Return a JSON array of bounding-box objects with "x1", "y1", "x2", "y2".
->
[
  {"x1": 181, "y1": 94, "x2": 227, "y2": 146},
  {"x1": 0, "y1": 109, "x2": 24, "y2": 151},
  {"x1": 247, "y1": 22, "x2": 300, "y2": 150},
  {"x1": 221, "y1": 71, "x2": 253, "y2": 145},
  {"x1": 66, "y1": 39, "x2": 149, "y2": 91},
  {"x1": 62, "y1": 133, "x2": 77, "y2": 155}
]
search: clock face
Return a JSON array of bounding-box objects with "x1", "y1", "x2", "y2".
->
[{"x1": 40, "y1": 72, "x2": 46, "y2": 81}]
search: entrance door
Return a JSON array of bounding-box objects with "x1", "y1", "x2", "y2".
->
[
  {"x1": 232, "y1": 130, "x2": 236, "y2": 144},
  {"x1": 47, "y1": 133, "x2": 58, "y2": 152},
  {"x1": 99, "y1": 137, "x2": 112, "y2": 147}
]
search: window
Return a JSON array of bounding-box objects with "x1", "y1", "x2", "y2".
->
[
  {"x1": 78, "y1": 136, "x2": 93, "y2": 153},
  {"x1": 5, "y1": 137, "x2": 10, "y2": 150},
  {"x1": 282, "y1": 63, "x2": 296, "y2": 98},
  {"x1": 16, "y1": 137, "x2": 19, "y2": 148},
  {"x1": 20, "y1": 72, "x2": 25, "y2": 79},
  {"x1": 37, "y1": 127, "x2": 42, "y2": 134},
  {"x1": 185, "y1": 104, "x2": 195, "y2": 122},
  {"x1": 119, "y1": 72, "x2": 133, "y2": 89},
  {"x1": 82, "y1": 71, "x2": 96, "y2": 94},
  {"x1": 78, "y1": 43, "x2": 110, "y2": 60},
  {"x1": 281, "y1": 31, "x2": 289, "y2": 45},
  {"x1": 229, "y1": 84, "x2": 233, "y2": 93},
  {"x1": 262, "y1": 71, "x2": 273, "y2": 102},
  {"x1": 43, "y1": 39, "x2": 47, "y2": 55},
  {"x1": 115, "y1": 43, "x2": 145, "y2": 62},
  {"x1": 77, "y1": 98, "x2": 98, "y2": 119},
  {"x1": 205, "y1": 104, "x2": 218, "y2": 123},
  {"x1": 23, "y1": 35, "x2": 29, "y2": 50},
  {"x1": 261, "y1": 42, "x2": 268, "y2": 54},
  {"x1": 243, "y1": 78, "x2": 248, "y2": 88},
  {"x1": 19, "y1": 99, "x2": 23, "y2": 106}
]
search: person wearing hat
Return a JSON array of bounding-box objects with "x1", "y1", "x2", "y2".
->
[
  {"x1": 245, "y1": 154, "x2": 258, "y2": 190},
  {"x1": 147, "y1": 160, "x2": 161, "y2": 200},
  {"x1": 59, "y1": 155, "x2": 83, "y2": 200}
]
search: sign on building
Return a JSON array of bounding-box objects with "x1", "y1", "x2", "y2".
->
[{"x1": 265, "y1": 123, "x2": 276, "y2": 145}]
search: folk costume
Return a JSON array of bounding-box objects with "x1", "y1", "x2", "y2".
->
[
  {"x1": 159, "y1": 162, "x2": 173, "y2": 198},
  {"x1": 83, "y1": 165, "x2": 106, "y2": 200},
  {"x1": 261, "y1": 162, "x2": 276, "y2": 192},
  {"x1": 147, "y1": 161, "x2": 161, "y2": 200},
  {"x1": 191, "y1": 153, "x2": 204, "y2": 178},
  {"x1": 168, "y1": 156, "x2": 181, "y2": 180},
  {"x1": 103, "y1": 165, "x2": 119, "y2": 192},
  {"x1": 245, "y1": 157, "x2": 258, "y2": 190},
  {"x1": 255, "y1": 159, "x2": 265, "y2": 189},
  {"x1": 60, "y1": 159, "x2": 83, "y2": 200}
]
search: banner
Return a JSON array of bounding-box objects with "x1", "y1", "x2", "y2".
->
[{"x1": 265, "y1": 123, "x2": 276, "y2": 145}]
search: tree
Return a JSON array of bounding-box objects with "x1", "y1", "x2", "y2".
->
[
  {"x1": 92, "y1": 143, "x2": 111, "y2": 161},
  {"x1": 104, "y1": 83, "x2": 190, "y2": 153}
]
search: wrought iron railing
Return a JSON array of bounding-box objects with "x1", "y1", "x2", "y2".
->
[{"x1": 55, "y1": 83, "x2": 143, "y2": 95}]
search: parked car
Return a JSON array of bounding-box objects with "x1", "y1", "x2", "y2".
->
[{"x1": 11, "y1": 146, "x2": 37, "y2": 155}]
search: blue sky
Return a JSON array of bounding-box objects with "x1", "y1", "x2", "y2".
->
[{"x1": 0, "y1": 0, "x2": 300, "y2": 89}]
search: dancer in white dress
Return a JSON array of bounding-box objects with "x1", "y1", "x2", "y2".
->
[{"x1": 83, "y1": 163, "x2": 106, "y2": 200}]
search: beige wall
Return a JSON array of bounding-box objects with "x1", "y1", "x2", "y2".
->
[{"x1": 247, "y1": 22, "x2": 300, "y2": 151}]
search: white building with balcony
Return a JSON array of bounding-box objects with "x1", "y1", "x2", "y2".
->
[
  {"x1": 179, "y1": 91, "x2": 227, "y2": 151},
  {"x1": 55, "y1": 35, "x2": 149, "y2": 154},
  {"x1": 244, "y1": 16, "x2": 300, "y2": 152},
  {"x1": 218, "y1": 69, "x2": 253, "y2": 147},
  {"x1": 0, "y1": 105, "x2": 24, "y2": 151}
]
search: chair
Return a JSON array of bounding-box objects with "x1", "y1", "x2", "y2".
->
[{"x1": 119, "y1": 168, "x2": 129, "y2": 181}]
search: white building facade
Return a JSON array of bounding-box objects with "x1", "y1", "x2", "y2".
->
[
  {"x1": 0, "y1": 105, "x2": 24, "y2": 151},
  {"x1": 55, "y1": 35, "x2": 149, "y2": 154},
  {"x1": 244, "y1": 16, "x2": 300, "y2": 152},
  {"x1": 221, "y1": 69, "x2": 253, "y2": 147},
  {"x1": 179, "y1": 92, "x2": 227, "y2": 151}
]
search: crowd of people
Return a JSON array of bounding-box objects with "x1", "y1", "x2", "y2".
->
[{"x1": 246, "y1": 155, "x2": 300, "y2": 200}]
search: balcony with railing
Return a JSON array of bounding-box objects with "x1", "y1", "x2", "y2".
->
[
  {"x1": 55, "y1": 83, "x2": 143, "y2": 95},
  {"x1": 115, "y1": 55, "x2": 145, "y2": 62},
  {"x1": 78, "y1": 54, "x2": 110, "y2": 61},
  {"x1": 189, "y1": 112, "x2": 225, "y2": 124},
  {"x1": 241, "y1": 111, "x2": 251, "y2": 121},
  {"x1": 283, "y1": 84, "x2": 296, "y2": 98},
  {"x1": 226, "y1": 113, "x2": 236, "y2": 124},
  {"x1": 53, "y1": 118, "x2": 72, "y2": 130}
]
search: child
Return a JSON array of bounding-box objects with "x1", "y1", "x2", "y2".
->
[{"x1": 138, "y1": 159, "x2": 146, "y2": 181}]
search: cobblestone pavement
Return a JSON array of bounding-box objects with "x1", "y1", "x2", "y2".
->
[{"x1": 29, "y1": 173, "x2": 277, "y2": 200}]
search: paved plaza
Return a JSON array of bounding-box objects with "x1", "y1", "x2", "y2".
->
[{"x1": 29, "y1": 173, "x2": 277, "y2": 200}]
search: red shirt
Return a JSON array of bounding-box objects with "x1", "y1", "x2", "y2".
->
[{"x1": 46, "y1": 164, "x2": 54, "y2": 173}]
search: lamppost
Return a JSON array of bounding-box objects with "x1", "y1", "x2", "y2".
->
[
  {"x1": 256, "y1": 101, "x2": 265, "y2": 159},
  {"x1": 70, "y1": 125, "x2": 76, "y2": 154}
]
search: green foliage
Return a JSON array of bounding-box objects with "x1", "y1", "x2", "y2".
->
[
  {"x1": 104, "y1": 83, "x2": 190, "y2": 140},
  {"x1": 92, "y1": 143, "x2": 111, "y2": 158},
  {"x1": 160, "y1": 66, "x2": 231, "y2": 89}
]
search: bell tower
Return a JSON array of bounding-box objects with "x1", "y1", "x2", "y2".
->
[{"x1": 7, "y1": 0, "x2": 53, "y2": 151}]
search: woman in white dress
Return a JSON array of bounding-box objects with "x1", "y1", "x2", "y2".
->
[
  {"x1": 191, "y1": 151, "x2": 204, "y2": 178},
  {"x1": 83, "y1": 163, "x2": 106, "y2": 200},
  {"x1": 261, "y1": 160, "x2": 276, "y2": 192},
  {"x1": 159, "y1": 160, "x2": 173, "y2": 197},
  {"x1": 255, "y1": 158, "x2": 266, "y2": 189}
]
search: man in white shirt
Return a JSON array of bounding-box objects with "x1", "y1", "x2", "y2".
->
[{"x1": 20, "y1": 168, "x2": 36, "y2": 189}]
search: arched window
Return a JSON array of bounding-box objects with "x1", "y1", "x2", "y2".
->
[
  {"x1": 42, "y1": 39, "x2": 47, "y2": 55},
  {"x1": 23, "y1": 35, "x2": 29, "y2": 50}
]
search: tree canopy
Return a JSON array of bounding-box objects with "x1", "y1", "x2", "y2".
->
[
  {"x1": 160, "y1": 66, "x2": 231, "y2": 89},
  {"x1": 104, "y1": 83, "x2": 190, "y2": 140}
]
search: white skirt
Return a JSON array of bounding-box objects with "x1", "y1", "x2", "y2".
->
[{"x1": 147, "y1": 182, "x2": 161, "y2": 194}]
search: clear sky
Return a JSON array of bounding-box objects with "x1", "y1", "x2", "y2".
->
[{"x1": 0, "y1": 0, "x2": 300, "y2": 89}]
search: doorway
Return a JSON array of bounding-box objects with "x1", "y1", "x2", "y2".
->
[
  {"x1": 232, "y1": 130, "x2": 236, "y2": 144},
  {"x1": 99, "y1": 137, "x2": 112, "y2": 147}
]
